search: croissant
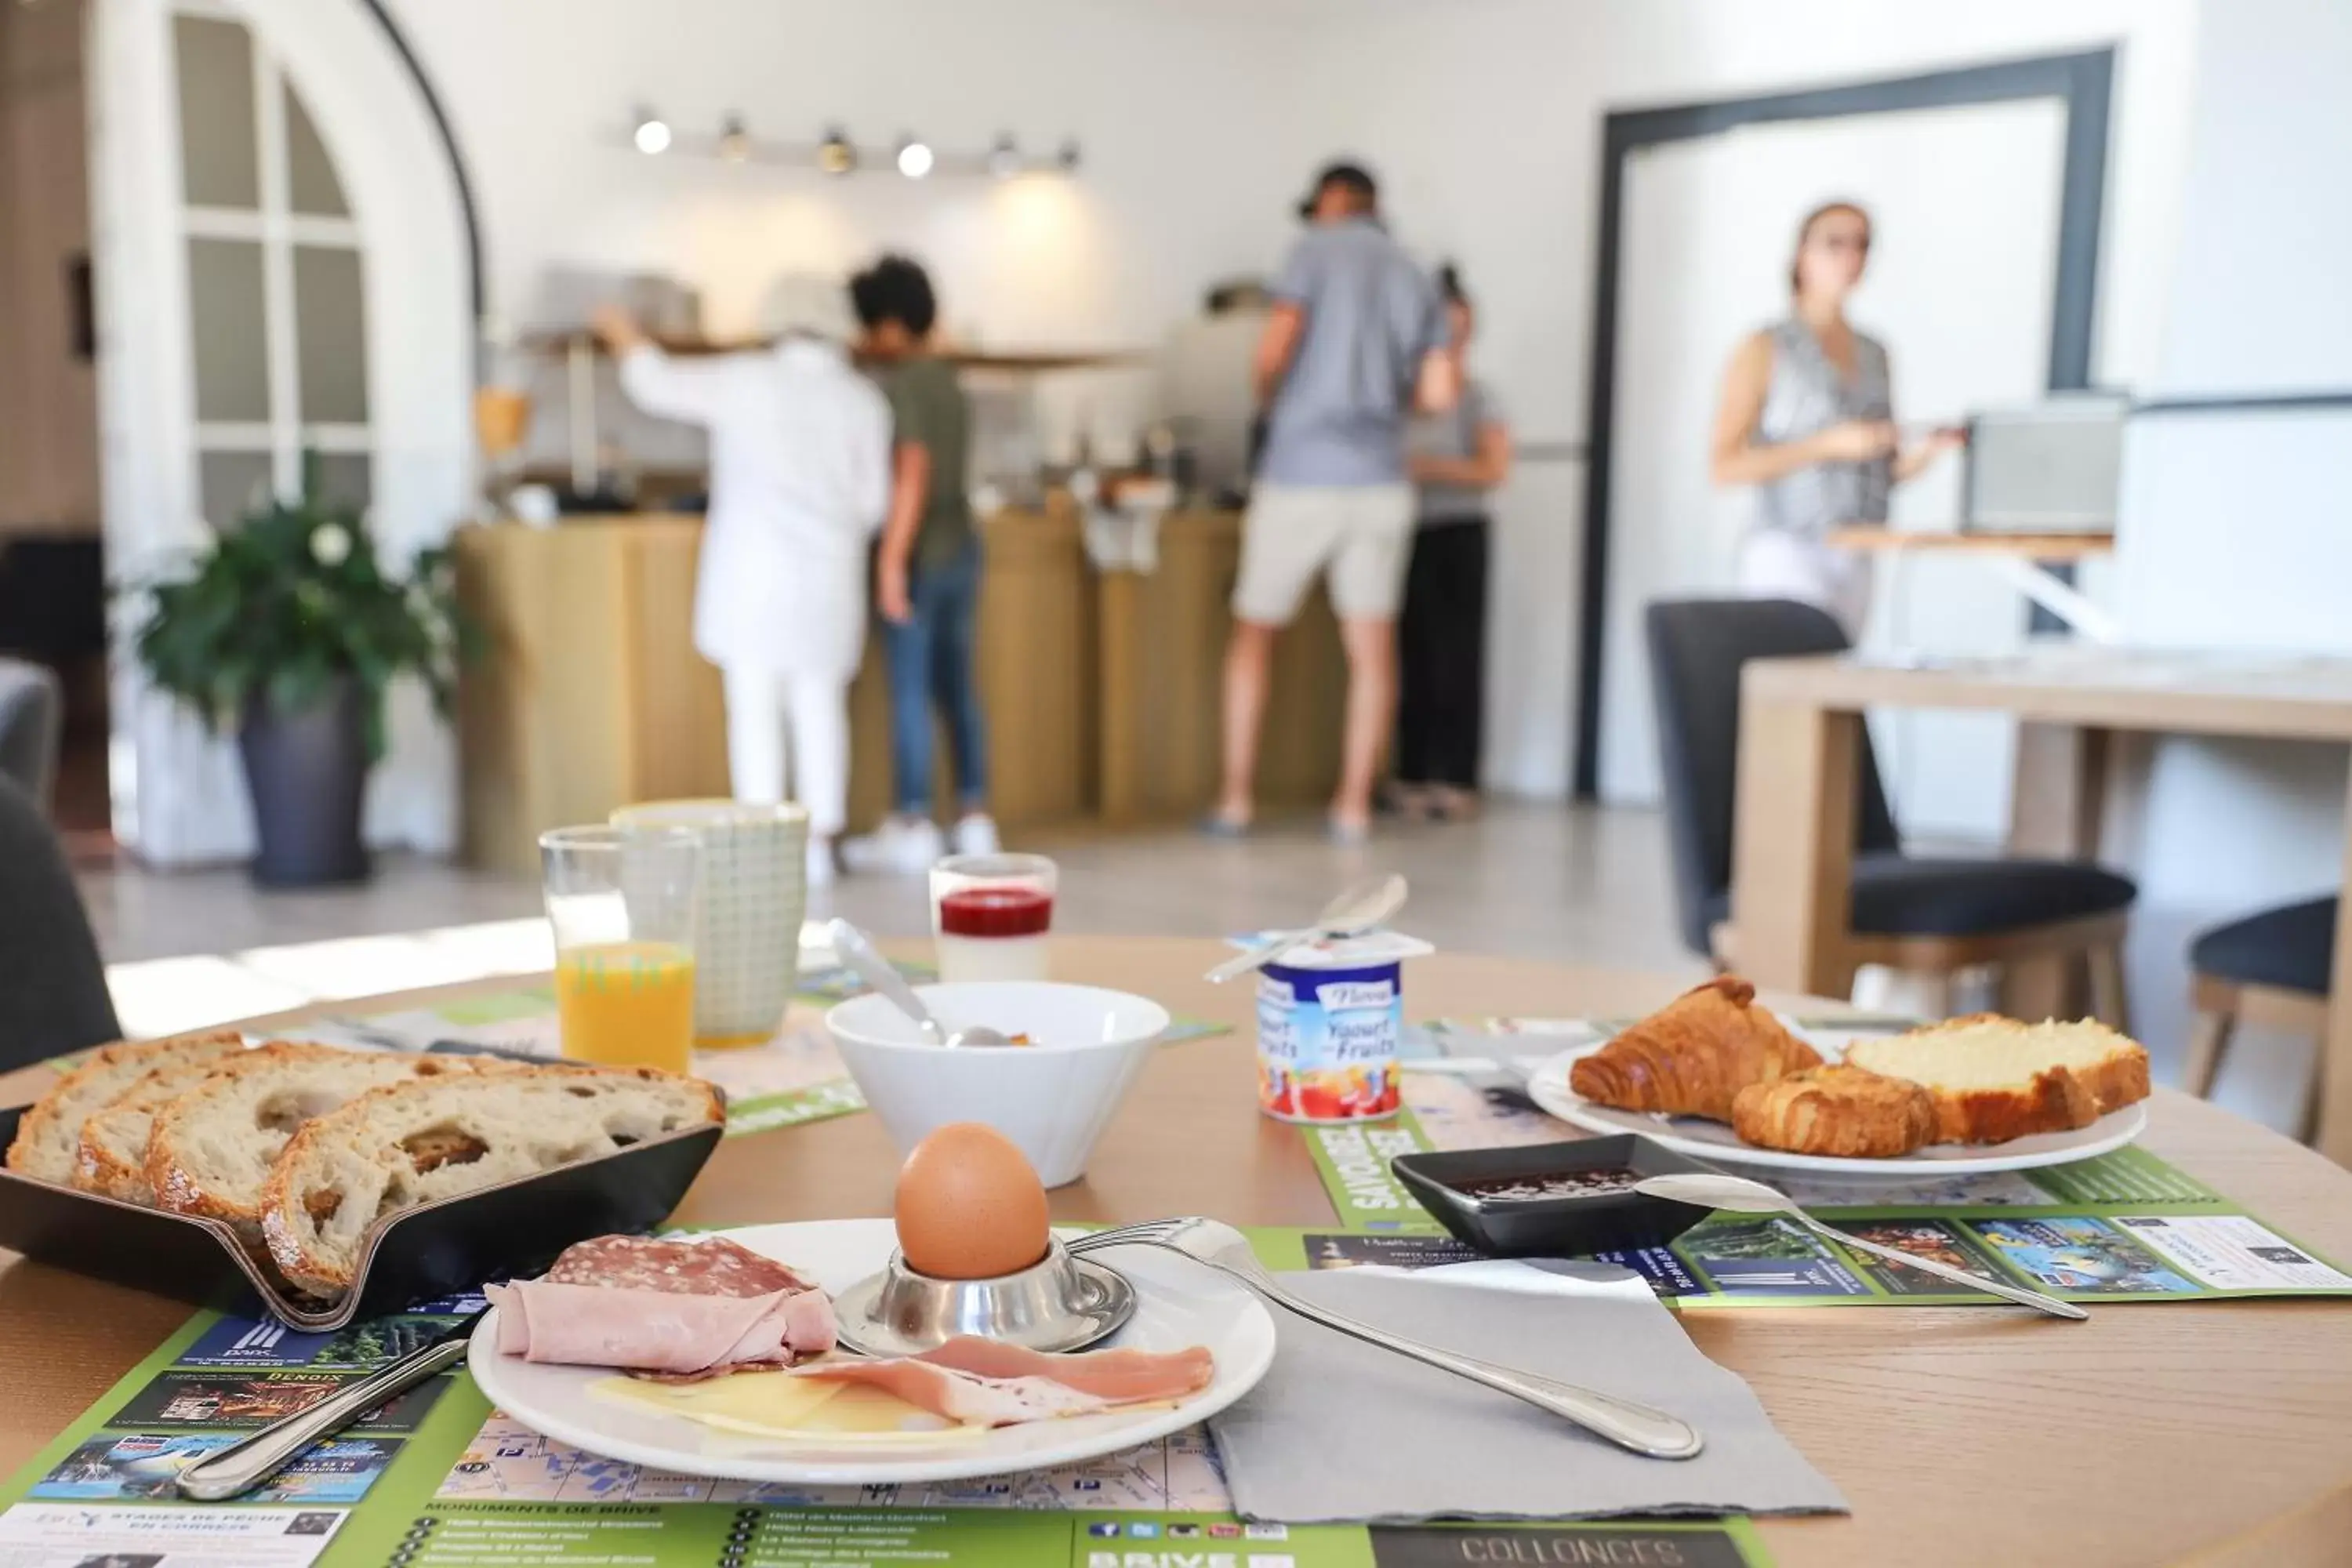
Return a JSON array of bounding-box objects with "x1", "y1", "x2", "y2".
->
[
  {"x1": 1569, "y1": 976, "x2": 1820, "y2": 1123},
  {"x1": 1731, "y1": 1065, "x2": 1938, "y2": 1158}
]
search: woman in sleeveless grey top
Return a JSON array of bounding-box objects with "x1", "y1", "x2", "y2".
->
[{"x1": 1710, "y1": 201, "x2": 1962, "y2": 634}]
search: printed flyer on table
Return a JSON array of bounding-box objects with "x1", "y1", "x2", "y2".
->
[
  {"x1": 1293, "y1": 1025, "x2": 2352, "y2": 1308},
  {"x1": 0, "y1": 1240, "x2": 1775, "y2": 1568}
]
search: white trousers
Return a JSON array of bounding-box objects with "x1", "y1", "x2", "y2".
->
[
  {"x1": 720, "y1": 665, "x2": 850, "y2": 839},
  {"x1": 1736, "y1": 530, "x2": 1874, "y2": 640}
]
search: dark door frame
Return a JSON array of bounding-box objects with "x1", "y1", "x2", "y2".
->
[{"x1": 1570, "y1": 49, "x2": 2116, "y2": 799}]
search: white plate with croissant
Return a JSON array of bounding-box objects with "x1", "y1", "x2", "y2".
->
[{"x1": 1523, "y1": 979, "x2": 2151, "y2": 1179}]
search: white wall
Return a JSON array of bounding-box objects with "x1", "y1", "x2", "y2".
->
[
  {"x1": 1321, "y1": 0, "x2": 2201, "y2": 797},
  {"x1": 383, "y1": 0, "x2": 1344, "y2": 353},
  {"x1": 2102, "y1": 0, "x2": 2352, "y2": 1100}
]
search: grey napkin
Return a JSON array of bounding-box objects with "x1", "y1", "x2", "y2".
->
[{"x1": 1206, "y1": 1269, "x2": 1846, "y2": 1524}]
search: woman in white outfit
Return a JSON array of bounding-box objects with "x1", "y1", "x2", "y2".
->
[
  {"x1": 1709, "y1": 201, "x2": 1962, "y2": 635},
  {"x1": 593, "y1": 279, "x2": 892, "y2": 886}
]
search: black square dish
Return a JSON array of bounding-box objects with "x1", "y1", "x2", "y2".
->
[
  {"x1": 0, "y1": 1104, "x2": 721, "y2": 1328},
  {"x1": 1391, "y1": 1134, "x2": 1722, "y2": 1258}
]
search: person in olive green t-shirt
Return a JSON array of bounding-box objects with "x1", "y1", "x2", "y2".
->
[{"x1": 844, "y1": 254, "x2": 996, "y2": 876}]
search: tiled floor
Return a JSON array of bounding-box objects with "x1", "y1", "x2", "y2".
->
[{"x1": 78, "y1": 800, "x2": 2317, "y2": 1138}]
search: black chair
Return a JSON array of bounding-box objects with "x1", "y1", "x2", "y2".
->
[
  {"x1": 1646, "y1": 598, "x2": 2137, "y2": 1018},
  {"x1": 0, "y1": 657, "x2": 60, "y2": 810},
  {"x1": 2185, "y1": 896, "x2": 2334, "y2": 1139},
  {"x1": 0, "y1": 772, "x2": 120, "y2": 1071}
]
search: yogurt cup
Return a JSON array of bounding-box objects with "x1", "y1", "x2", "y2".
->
[{"x1": 1248, "y1": 931, "x2": 1435, "y2": 1123}]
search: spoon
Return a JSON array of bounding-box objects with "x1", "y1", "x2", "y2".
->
[
  {"x1": 1633, "y1": 1171, "x2": 2088, "y2": 1321},
  {"x1": 1204, "y1": 873, "x2": 1410, "y2": 984},
  {"x1": 825, "y1": 919, "x2": 1014, "y2": 1049}
]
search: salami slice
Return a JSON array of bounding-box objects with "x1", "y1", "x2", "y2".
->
[{"x1": 542, "y1": 1235, "x2": 815, "y2": 1298}]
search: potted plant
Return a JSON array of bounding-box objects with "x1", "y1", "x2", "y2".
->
[{"x1": 130, "y1": 459, "x2": 474, "y2": 887}]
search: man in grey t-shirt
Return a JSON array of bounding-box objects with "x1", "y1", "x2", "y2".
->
[{"x1": 1213, "y1": 162, "x2": 1455, "y2": 841}]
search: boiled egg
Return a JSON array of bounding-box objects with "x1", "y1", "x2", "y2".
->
[{"x1": 893, "y1": 1122, "x2": 1051, "y2": 1279}]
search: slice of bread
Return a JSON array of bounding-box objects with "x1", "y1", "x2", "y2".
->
[
  {"x1": 145, "y1": 1044, "x2": 492, "y2": 1238},
  {"x1": 260, "y1": 1066, "x2": 723, "y2": 1297},
  {"x1": 1843, "y1": 1015, "x2": 2151, "y2": 1145},
  {"x1": 5, "y1": 1031, "x2": 248, "y2": 1185},
  {"x1": 77, "y1": 1049, "x2": 277, "y2": 1204}
]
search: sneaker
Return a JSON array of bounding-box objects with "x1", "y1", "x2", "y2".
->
[
  {"x1": 804, "y1": 835, "x2": 837, "y2": 890},
  {"x1": 841, "y1": 815, "x2": 943, "y2": 877},
  {"x1": 953, "y1": 813, "x2": 1000, "y2": 858},
  {"x1": 892, "y1": 816, "x2": 946, "y2": 873}
]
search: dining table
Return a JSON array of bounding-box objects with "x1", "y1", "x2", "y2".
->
[
  {"x1": 3, "y1": 935, "x2": 2351, "y2": 1566},
  {"x1": 1730, "y1": 645, "x2": 2352, "y2": 1163}
]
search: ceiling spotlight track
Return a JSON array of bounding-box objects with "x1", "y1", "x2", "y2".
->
[{"x1": 619, "y1": 112, "x2": 1079, "y2": 179}]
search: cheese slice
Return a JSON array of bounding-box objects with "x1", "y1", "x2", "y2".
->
[{"x1": 590, "y1": 1371, "x2": 984, "y2": 1445}]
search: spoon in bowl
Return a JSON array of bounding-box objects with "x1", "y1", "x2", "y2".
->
[
  {"x1": 826, "y1": 919, "x2": 1014, "y2": 1049},
  {"x1": 1633, "y1": 1171, "x2": 2087, "y2": 1320},
  {"x1": 1204, "y1": 873, "x2": 1410, "y2": 984}
]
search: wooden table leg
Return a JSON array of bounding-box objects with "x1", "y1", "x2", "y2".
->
[
  {"x1": 1732, "y1": 692, "x2": 1859, "y2": 1002},
  {"x1": 2317, "y1": 769, "x2": 2352, "y2": 1163},
  {"x1": 2002, "y1": 722, "x2": 2113, "y2": 1019}
]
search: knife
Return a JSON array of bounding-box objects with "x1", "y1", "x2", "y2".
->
[{"x1": 174, "y1": 1316, "x2": 477, "y2": 1501}]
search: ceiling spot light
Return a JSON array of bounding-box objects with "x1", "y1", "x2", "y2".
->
[
  {"x1": 632, "y1": 108, "x2": 671, "y2": 155},
  {"x1": 717, "y1": 114, "x2": 752, "y2": 162},
  {"x1": 818, "y1": 125, "x2": 856, "y2": 176},
  {"x1": 1055, "y1": 138, "x2": 1081, "y2": 173},
  {"x1": 988, "y1": 133, "x2": 1022, "y2": 180},
  {"x1": 896, "y1": 136, "x2": 934, "y2": 179}
]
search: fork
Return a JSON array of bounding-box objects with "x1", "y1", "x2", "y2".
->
[{"x1": 1068, "y1": 1217, "x2": 1703, "y2": 1460}]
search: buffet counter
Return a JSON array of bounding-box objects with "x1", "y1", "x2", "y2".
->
[{"x1": 454, "y1": 503, "x2": 1343, "y2": 872}]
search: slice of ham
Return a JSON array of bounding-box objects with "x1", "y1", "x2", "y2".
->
[
  {"x1": 488, "y1": 1278, "x2": 837, "y2": 1376},
  {"x1": 793, "y1": 1337, "x2": 1215, "y2": 1426}
]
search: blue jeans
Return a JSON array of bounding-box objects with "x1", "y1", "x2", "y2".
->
[{"x1": 884, "y1": 539, "x2": 989, "y2": 815}]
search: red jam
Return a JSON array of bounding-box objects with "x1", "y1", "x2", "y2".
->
[{"x1": 938, "y1": 887, "x2": 1054, "y2": 938}]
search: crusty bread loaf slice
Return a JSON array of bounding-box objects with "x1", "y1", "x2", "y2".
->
[
  {"x1": 146, "y1": 1044, "x2": 492, "y2": 1237},
  {"x1": 260, "y1": 1066, "x2": 723, "y2": 1297},
  {"x1": 1843, "y1": 1015, "x2": 2151, "y2": 1145},
  {"x1": 5, "y1": 1031, "x2": 247, "y2": 1185},
  {"x1": 77, "y1": 1047, "x2": 278, "y2": 1203}
]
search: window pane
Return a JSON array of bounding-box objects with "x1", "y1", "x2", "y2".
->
[
  {"x1": 313, "y1": 452, "x2": 371, "y2": 515},
  {"x1": 187, "y1": 238, "x2": 269, "y2": 423},
  {"x1": 198, "y1": 450, "x2": 274, "y2": 532},
  {"x1": 284, "y1": 82, "x2": 349, "y2": 217},
  {"x1": 294, "y1": 245, "x2": 368, "y2": 423},
  {"x1": 175, "y1": 15, "x2": 259, "y2": 209}
]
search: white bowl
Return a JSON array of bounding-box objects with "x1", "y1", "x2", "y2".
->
[{"x1": 825, "y1": 982, "x2": 1171, "y2": 1187}]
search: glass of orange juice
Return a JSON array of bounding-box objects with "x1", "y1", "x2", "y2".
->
[{"x1": 540, "y1": 824, "x2": 702, "y2": 1073}]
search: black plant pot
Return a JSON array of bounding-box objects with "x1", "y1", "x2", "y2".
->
[{"x1": 240, "y1": 677, "x2": 372, "y2": 887}]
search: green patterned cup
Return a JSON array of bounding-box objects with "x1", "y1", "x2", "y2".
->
[{"x1": 610, "y1": 799, "x2": 807, "y2": 1048}]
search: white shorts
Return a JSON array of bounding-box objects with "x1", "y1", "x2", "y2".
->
[{"x1": 1232, "y1": 482, "x2": 1414, "y2": 626}]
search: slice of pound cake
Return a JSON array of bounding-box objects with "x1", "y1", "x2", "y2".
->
[{"x1": 1843, "y1": 1015, "x2": 2151, "y2": 1145}]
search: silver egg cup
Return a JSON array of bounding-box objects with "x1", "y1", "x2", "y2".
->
[{"x1": 833, "y1": 1238, "x2": 1135, "y2": 1357}]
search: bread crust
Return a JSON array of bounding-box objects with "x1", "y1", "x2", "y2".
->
[
  {"x1": 1732, "y1": 1065, "x2": 1938, "y2": 1158},
  {"x1": 1569, "y1": 976, "x2": 1821, "y2": 1123}
]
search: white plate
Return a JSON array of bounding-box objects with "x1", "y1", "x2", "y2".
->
[
  {"x1": 1525, "y1": 1044, "x2": 2149, "y2": 1181},
  {"x1": 468, "y1": 1219, "x2": 1276, "y2": 1485}
]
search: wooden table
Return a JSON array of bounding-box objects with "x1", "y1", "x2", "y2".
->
[
  {"x1": 1732, "y1": 648, "x2": 2352, "y2": 1161},
  {"x1": 7, "y1": 937, "x2": 2352, "y2": 1565}
]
